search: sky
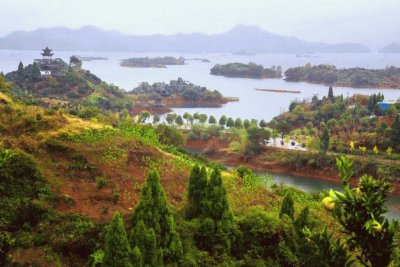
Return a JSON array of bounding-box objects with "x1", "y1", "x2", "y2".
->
[{"x1": 1, "y1": 0, "x2": 399, "y2": 46}]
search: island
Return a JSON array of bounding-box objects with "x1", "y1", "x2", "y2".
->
[
  {"x1": 284, "y1": 64, "x2": 400, "y2": 88},
  {"x1": 129, "y1": 77, "x2": 237, "y2": 113},
  {"x1": 120, "y1": 56, "x2": 185, "y2": 68},
  {"x1": 210, "y1": 62, "x2": 282, "y2": 78},
  {"x1": 379, "y1": 42, "x2": 400, "y2": 53},
  {"x1": 74, "y1": 55, "x2": 108, "y2": 61}
]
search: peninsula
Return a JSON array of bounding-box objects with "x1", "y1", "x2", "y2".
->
[{"x1": 284, "y1": 64, "x2": 400, "y2": 88}]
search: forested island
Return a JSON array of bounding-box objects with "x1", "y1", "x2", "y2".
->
[
  {"x1": 284, "y1": 63, "x2": 400, "y2": 88},
  {"x1": 210, "y1": 62, "x2": 282, "y2": 78},
  {"x1": 120, "y1": 56, "x2": 185, "y2": 68},
  {"x1": 130, "y1": 78, "x2": 236, "y2": 112}
]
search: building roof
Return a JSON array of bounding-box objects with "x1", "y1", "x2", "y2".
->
[{"x1": 41, "y1": 47, "x2": 54, "y2": 56}]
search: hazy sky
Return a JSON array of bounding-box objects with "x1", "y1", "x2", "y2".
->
[{"x1": 1, "y1": 0, "x2": 399, "y2": 46}]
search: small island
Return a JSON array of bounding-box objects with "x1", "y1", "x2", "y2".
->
[
  {"x1": 120, "y1": 56, "x2": 185, "y2": 68},
  {"x1": 74, "y1": 55, "x2": 108, "y2": 61},
  {"x1": 379, "y1": 42, "x2": 400, "y2": 53},
  {"x1": 210, "y1": 62, "x2": 282, "y2": 78},
  {"x1": 284, "y1": 64, "x2": 400, "y2": 88},
  {"x1": 129, "y1": 77, "x2": 237, "y2": 112}
]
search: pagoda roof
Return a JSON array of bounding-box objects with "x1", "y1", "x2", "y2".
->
[{"x1": 41, "y1": 47, "x2": 53, "y2": 56}]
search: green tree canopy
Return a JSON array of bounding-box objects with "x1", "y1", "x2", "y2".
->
[
  {"x1": 130, "y1": 169, "x2": 183, "y2": 265},
  {"x1": 102, "y1": 212, "x2": 132, "y2": 267}
]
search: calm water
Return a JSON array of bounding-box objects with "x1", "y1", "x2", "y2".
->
[
  {"x1": 1, "y1": 50, "x2": 400, "y2": 121},
  {"x1": 269, "y1": 172, "x2": 400, "y2": 220}
]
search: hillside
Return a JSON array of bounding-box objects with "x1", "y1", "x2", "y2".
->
[
  {"x1": 0, "y1": 25, "x2": 370, "y2": 53},
  {"x1": 0, "y1": 75, "x2": 399, "y2": 266}
]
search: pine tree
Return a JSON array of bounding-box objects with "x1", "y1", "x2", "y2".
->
[
  {"x1": 280, "y1": 193, "x2": 294, "y2": 220},
  {"x1": 202, "y1": 169, "x2": 230, "y2": 220},
  {"x1": 186, "y1": 164, "x2": 208, "y2": 219},
  {"x1": 328, "y1": 86, "x2": 334, "y2": 101},
  {"x1": 197, "y1": 168, "x2": 236, "y2": 256},
  {"x1": 320, "y1": 127, "x2": 330, "y2": 152},
  {"x1": 31, "y1": 63, "x2": 41, "y2": 82},
  {"x1": 130, "y1": 169, "x2": 183, "y2": 265},
  {"x1": 130, "y1": 220, "x2": 160, "y2": 267},
  {"x1": 102, "y1": 212, "x2": 133, "y2": 267},
  {"x1": 17, "y1": 61, "x2": 24, "y2": 80}
]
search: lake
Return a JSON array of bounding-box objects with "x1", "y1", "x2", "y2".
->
[
  {"x1": 2, "y1": 49, "x2": 400, "y2": 218},
  {"x1": 1, "y1": 50, "x2": 400, "y2": 121}
]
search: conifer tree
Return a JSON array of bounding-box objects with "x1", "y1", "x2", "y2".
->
[
  {"x1": 130, "y1": 220, "x2": 160, "y2": 267},
  {"x1": 186, "y1": 164, "x2": 208, "y2": 219},
  {"x1": 197, "y1": 168, "x2": 236, "y2": 256},
  {"x1": 31, "y1": 63, "x2": 41, "y2": 82},
  {"x1": 320, "y1": 127, "x2": 330, "y2": 153},
  {"x1": 328, "y1": 86, "x2": 334, "y2": 101},
  {"x1": 102, "y1": 212, "x2": 133, "y2": 267},
  {"x1": 17, "y1": 61, "x2": 24, "y2": 80},
  {"x1": 280, "y1": 193, "x2": 294, "y2": 220},
  {"x1": 130, "y1": 169, "x2": 183, "y2": 265}
]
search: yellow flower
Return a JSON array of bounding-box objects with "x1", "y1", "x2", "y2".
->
[
  {"x1": 372, "y1": 220, "x2": 382, "y2": 233},
  {"x1": 322, "y1": 196, "x2": 335, "y2": 211}
]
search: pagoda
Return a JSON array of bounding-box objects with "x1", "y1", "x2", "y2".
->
[{"x1": 41, "y1": 47, "x2": 54, "y2": 60}]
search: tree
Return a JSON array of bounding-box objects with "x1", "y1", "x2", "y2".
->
[
  {"x1": 31, "y1": 63, "x2": 41, "y2": 82},
  {"x1": 234, "y1": 118, "x2": 243, "y2": 128},
  {"x1": 244, "y1": 126, "x2": 271, "y2": 156},
  {"x1": 208, "y1": 115, "x2": 217, "y2": 124},
  {"x1": 243, "y1": 119, "x2": 251, "y2": 129},
  {"x1": 130, "y1": 170, "x2": 183, "y2": 265},
  {"x1": 166, "y1": 113, "x2": 176, "y2": 125},
  {"x1": 197, "y1": 168, "x2": 236, "y2": 256},
  {"x1": 17, "y1": 61, "x2": 25, "y2": 80},
  {"x1": 186, "y1": 165, "x2": 208, "y2": 219},
  {"x1": 193, "y1": 112, "x2": 200, "y2": 123},
  {"x1": 391, "y1": 114, "x2": 400, "y2": 149},
  {"x1": 175, "y1": 115, "x2": 184, "y2": 126},
  {"x1": 219, "y1": 115, "x2": 227, "y2": 126},
  {"x1": 156, "y1": 124, "x2": 184, "y2": 146},
  {"x1": 279, "y1": 193, "x2": 294, "y2": 220},
  {"x1": 326, "y1": 157, "x2": 399, "y2": 267},
  {"x1": 259, "y1": 119, "x2": 267, "y2": 128},
  {"x1": 152, "y1": 114, "x2": 160, "y2": 124},
  {"x1": 183, "y1": 112, "x2": 190, "y2": 124},
  {"x1": 199, "y1": 114, "x2": 208, "y2": 124},
  {"x1": 328, "y1": 86, "x2": 334, "y2": 101},
  {"x1": 320, "y1": 127, "x2": 330, "y2": 152},
  {"x1": 226, "y1": 117, "x2": 235, "y2": 128},
  {"x1": 102, "y1": 212, "x2": 132, "y2": 267},
  {"x1": 69, "y1": 55, "x2": 82, "y2": 67},
  {"x1": 130, "y1": 220, "x2": 159, "y2": 267},
  {"x1": 139, "y1": 111, "x2": 150, "y2": 124}
]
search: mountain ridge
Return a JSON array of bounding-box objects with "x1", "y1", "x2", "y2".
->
[{"x1": 0, "y1": 24, "x2": 370, "y2": 53}]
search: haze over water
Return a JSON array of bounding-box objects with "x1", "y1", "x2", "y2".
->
[{"x1": 1, "y1": 50, "x2": 400, "y2": 121}]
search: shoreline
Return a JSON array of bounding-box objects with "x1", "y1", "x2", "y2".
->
[
  {"x1": 184, "y1": 139, "x2": 400, "y2": 196},
  {"x1": 255, "y1": 88, "x2": 301, "y2": 94},
  {"x1": 284, "y1": 79, "x2": 400, "y2": 89}
]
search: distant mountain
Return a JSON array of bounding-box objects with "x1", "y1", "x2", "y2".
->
[
  {"x1": 0, "y1": 25, "x2": 370, "y2": 53},
  {"x1": 379, "y1": 42, "x2": 400, "y2": 53}
]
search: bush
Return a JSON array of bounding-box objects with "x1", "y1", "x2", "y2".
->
[{"x1": 95, "y1": 176, "x2": 108, "y2": 190}]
